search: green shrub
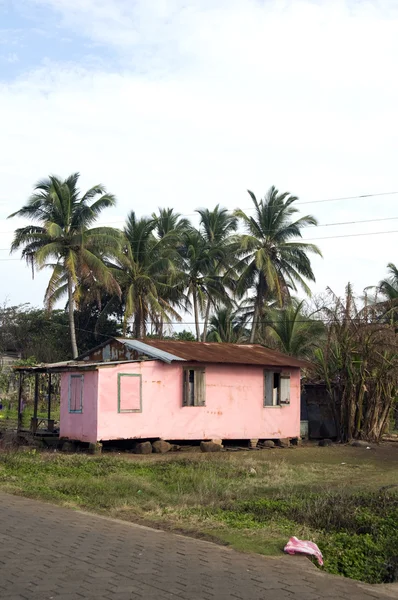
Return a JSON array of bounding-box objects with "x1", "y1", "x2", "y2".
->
[{"x1": 0, "y1": 452, "x2": 397, "y2": 583}]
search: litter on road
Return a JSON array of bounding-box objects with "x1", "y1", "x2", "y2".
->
[{"x1": 284, "y1": 536, "x2": 324, "y2": 566}]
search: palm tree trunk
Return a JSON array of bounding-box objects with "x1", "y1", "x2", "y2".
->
[
  {"x1": 202, "y1": 299, "x2": 211, "y2": 342},
  {"x1": 193, "y1": 290, "x2": 201, "y2": 341},
  {"x1": 133, "y1": 308, "x2": 142, "y2": 339},
  {"x1": 67, "y1": 273, "x2": 78, "y2": 359},
  {"x1": 141, "y1": 308, "x2": 146, "y2": 338},
  {"x1": 250, "y1": 278, "x2": 266, "y2": 344},
  {"x1": 250, "y1": 300, "x2": 260, "y2": 343}
]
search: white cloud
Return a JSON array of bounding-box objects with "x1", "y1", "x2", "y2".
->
[
  {"x1": 1, "y1": 52, "x2": 18, "y2": 63},
  {"x1": 1, "y1": 0, "x2": 398, "y2": 308}
]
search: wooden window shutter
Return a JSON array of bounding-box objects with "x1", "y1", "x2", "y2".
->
[
  {"x1": 280, "y1": 372, "x2": 291, "y2": 404},
  {"x1": 264, "y1": 371, "x2": 274, "y2": 406},
  {"x1": 195, "y1": 369, "x2": 206, "y2": 406},
  {"x1": 69, "y1": 375, "x2": 83, "y2": 413},
  {"x1": 182, "y1": 369, "x2": 188, "y2": 406}
]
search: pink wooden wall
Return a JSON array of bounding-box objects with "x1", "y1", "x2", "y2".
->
[
  {"x1": 93, "y1": 361, "x2": 301, "y2": 442},
  {"x1": 60, "y1": 370, "x2": 98, "y2": 443}
]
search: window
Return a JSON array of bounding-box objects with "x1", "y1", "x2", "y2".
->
[
  {"x1": 118, "y1": 374, "x2": 142, "y2": 413},
  {"x1": 69, "y1": 374, "x2": 83, "y2": 413},
  {"x1": 264, "y1": 371, "x2": 290, "y2": 407},
  {"x1": 182, "y1": 368, "x2": 206, "y2": 406}
]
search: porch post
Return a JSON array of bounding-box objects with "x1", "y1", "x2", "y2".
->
[
  {"x1": 47, "y1": 373, "x2": 52, "y2": 421},
  {"x1": 47, "y1": 372, "x2": 54, "y2": 432},
  {"x1": 17, "y1": 372, "x2": 23, "y2": 431},
  {"x1": 32, "y1": 372, "x2": 39, "y2": 434}
]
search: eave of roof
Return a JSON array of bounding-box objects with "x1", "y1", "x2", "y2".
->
[
  {"x1": 139, "y1": 339, "x2": 310, "y2": 368},
  {"x1": 15, "y1": 338, "x2": 310, "y2": 372},
  {"x1": 13, "y1": 359, "x2": 148, "y2": 373}
]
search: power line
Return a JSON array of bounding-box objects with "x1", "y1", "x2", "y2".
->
[
  {"x1": 1, "y1": 215, "x2": 398, "y2": 251},
  {"x1": 312, "y1": 215, "x2": 398, "y2": 228},
  {"x1": 0, "y1": 226, "x2": 397, "y2": 260},
  {"x1": 162, "y1": 190, "x2": 398, "y2": 215},
  {"x1": 303, "y1": 229, "x2": 398, "y2": 242},
  {"x1": 1, "y1": 190, "x2": 398, "y2": 233},
  {"x1": 95, "y1": 190, "x2": 398, "y2": 216},
  {"x1": 297, "y1": 190, "x2": 398, "y2": 205},
  {"x1": 100, "y1": 213, "x2": 398, "y2": 227},
  {"x1": 1, "y1": 315, "x2": 382, "y2": 340}
]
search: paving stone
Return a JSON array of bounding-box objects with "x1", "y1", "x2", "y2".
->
[{"x1": 0, "y1": 492, "x2": 395, "y2": 600}]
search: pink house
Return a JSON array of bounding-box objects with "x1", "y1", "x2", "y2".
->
[{"x1": 56, "y1": 339, "x2": 307, "y2": 445}]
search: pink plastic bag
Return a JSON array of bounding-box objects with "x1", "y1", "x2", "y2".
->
[{"x1": 284, "y1": 536, "x2": 324, "y2": 566}]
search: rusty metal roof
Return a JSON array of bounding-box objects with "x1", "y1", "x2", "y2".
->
[
  {"x1": 139, "y1": 339, "x2": 308, "y2": 368},
  {"x1": 14, "y1": 339, "x2": 309, "y2": 371}
]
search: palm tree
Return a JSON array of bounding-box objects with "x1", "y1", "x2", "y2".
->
[
  {"x1": 267, "y1": 300, "x2": 325, "y2": 358},
  {"x1": 206, "y1": 306, "x2": 248, "y2": 343},
  {"x1": 377, "y1": 263, "x2": 398, "y2": 325},
  {"x1": 197, "y1": 205, "x2": 238, "y2": 246},
  {"x1": 178, "y1": 222, "x2": 237, "y2": 342},
  {"x1": 151, "y1": 207, "x2": 191, "y2": 336},
  {"x1": 234, "y1": 187, "x2": 322, "y2": 343},
  {"x1": 110, "y1": 211, "x2": 181, "y2": 337},
  {"x1": 9, "y1": 173, "x2": 120, "y2": 358},
  {"x1": 178, "y1": 229, "x2": 215, "y2": 341},
  {"x1": 152, "y1": 207, "x2": 190, "y2": 239},
  {"x1": 196, "y1": 205, "x2": 238, "y2": 340}
]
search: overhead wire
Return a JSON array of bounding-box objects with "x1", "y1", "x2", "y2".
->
[
  {"x1": 2, "y1": 315, "x2": 383, "y2": 340},
  {"x1": 0, "y1": 189, "x2": 398, "y2": 233},
  {"x1": 1, "y1": 226, "x2": 398, "y2": 260},
  {"x1": 2, "y1": 213, "x2": 398, "y2": 243}
]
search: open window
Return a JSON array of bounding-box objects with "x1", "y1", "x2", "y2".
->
[
  {"x1": 182, "y1": 368, "x2": 206, "y2": 406},
  {"x1": 264, "y1": 371, "x2": 290, "y2": 406},
  {"x1": 69, "y1": 374, "x2": 83, "y2": 413}
]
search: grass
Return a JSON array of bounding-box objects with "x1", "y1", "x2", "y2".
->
[
  {"x1": 0, "y1": 405, "x2": 60, "y2": 431},
  {"x1": 0, "y1": 444, "x2": 397, "y2": 583}
]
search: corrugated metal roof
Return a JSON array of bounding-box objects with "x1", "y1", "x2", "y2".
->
[
  {"x1": 15, "y1": 339, "x2": 308, "y2": 371},
  {"x1": 115, "y1": 339, "x2": 185, "y2": 364},
  {"x1": 13, "y1": 359, "x2": 146, "y2": 372},
  {"x1": 14, "y1": 360, "x2": 94, "y2": 372},
  {"x1": 139, "y1": 339, "x2": 309, "y2": 368}
]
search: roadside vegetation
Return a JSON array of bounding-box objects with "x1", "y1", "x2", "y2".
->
[
  {"x1": 0, "y1": 446, "x2": 397, "y2": 584},
  {"x1": 2, "y1": 174, "x2": 397, "y2": 585},
  {"x1": 3, "y1": 172, "x2": 398, "y2": 442}
]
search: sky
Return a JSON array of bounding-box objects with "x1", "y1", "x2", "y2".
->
[{"x1": 1, "y1": 0, "x2": 398, "y2": 329}]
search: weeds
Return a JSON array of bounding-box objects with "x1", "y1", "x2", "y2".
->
[{"x1": 0, "y1": 446, "x2": 397, "y2": 583}]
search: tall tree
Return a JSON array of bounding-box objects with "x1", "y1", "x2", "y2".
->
[
  {"x1": 206, "y1": 307, "x2": 247, "y2": 343},
  {"x1": 151, "y1": 207, "x2": 191, "y2": 336},
  {"x1": 377, "y1": 263, "x2": 398, "y2": 326},
  {"x1": 267, "y1": 300, "x2": 325, "y2": 358},
  {"x1": 196, "y1": 205, "x2": 238, "y2": 340},
  {"x1": 110, "y1": 211, "x2": 181, "y2": 338},
  {"x1": 235, "y1": 187, "x2": 321, "y2": 343},
  {"x1": 313, "y1": 285, "x2": 398, "y2": 442},
  {"x1": 178, "y1": 229, "x2": 213, "y2": 341},
  {"x1": 179, "y1": 228, "x2": 234, "y2": 341},
  {"x1": 152, "y1": 207, "x2": 190, "y2": 239},
  {"x1": 9, "y1": 173, "x2": 120, "y2": 358}
]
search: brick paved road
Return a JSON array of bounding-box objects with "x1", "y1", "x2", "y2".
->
[{"x1": 0, "y1": 493, "x2": 396, "y2": 600}]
